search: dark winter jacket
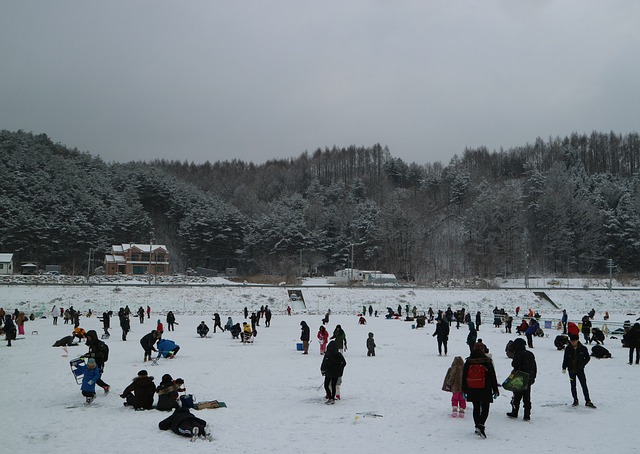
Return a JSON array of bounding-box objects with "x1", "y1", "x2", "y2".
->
[
  {"x1": 140, "y1": 331, "x2": 159, "y2": 352},
  {"x1": 624, "y1": 323, "x2": 640, "y2": 347},
  {"x1": 4, "y1": 316, "x2": 16, "y2": 339},
  {"x1": 433, "y1": 319, "x2": 450, "y2": 340},
  {"x1": 331, "y1": 326, "x2": 347, "y2": 350},
  {"x1": 461, "y1": 350, "x2": 499, "y2": 403},
  {"x1": 159, "y1": 408, "x2": 207, "y2": 436},
  {"x1": 510, "y1": 338, "x2": 537, "y2": 385},
  {"x1": 300, "y1": 321, "x2": 310, "y2": 341},
  {"x1": 166, "y1": 312, "x2": 176, "y2": 324},
  {"x1": 466, "y1": 322, "x2": 477, "y2": 346},
  {"x1": 52, "y1": 335, "x2": 76, "y2": 347},
  {"x1": 562, "y1": 341, "x2": 590, "y2": 373},
  {"x1": 321, "y1": 341, "x2": 347, "y2": 378},
  {"x1": 85, "y1": 330, "x2": 109, "y2": 368},
  {"x1": 122, "y1": 375, "x2": 156, "y2": 409},
  {"x1": 197, "y1": 323, "x2": 210, "y2": 337},
  {"x1": 156, "y1": 379, "x2": 180, "y2": 411},
  {"x1": 581, "y1": 316, "x2": 592, "y2": 335}
]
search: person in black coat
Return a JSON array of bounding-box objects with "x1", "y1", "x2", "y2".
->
[
  {"x1": 196, "y1": 321, "x2": 210, "y2": 338},
  {"x1": 159, "y1": 407, "x2": 209, "y2": 438},
  {"x1": 121, "y1": 370, "x2": 156, "y2": 410},
  {"x1": 624, "y1": 322, "x2": 640, "y2": 365},
  {"x1": 156, "y1": 374, "x2": 184, "y2": 411},
  {"x1": 506, "y1": 338, "x2": 537, "y2": 421},
  {"x1": 462, "y1": 345, "x2": 499, "y2": 438},
  {"x1": 85, "y1": 329, "x2": 110, "y2": 392},
  {"x1": 166, "y1": 311, "x2": 176, "y2": 332},
  {"x1": 562, "y1": 334, "x2": 596, "y2": 408},
  {"x1": 300, "y1": 321, "x2": 310, "y2": 354},
  {"x1": 140, "y1": 330, "x2": 160, "y2": 362},
  {"x1": 321, "y1": 340, "x2": 346, "y2": 404},
  {"x1": 212, "y1": 313, "x2": 224, "y2": 333},
  {"x1": 432, "y1": 318, "x2": 450, "y2": 356}
]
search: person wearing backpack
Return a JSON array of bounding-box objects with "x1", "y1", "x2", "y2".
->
[
  {"x1": 84, "y1": 329, "x2": 111, "y2": 393},
  {"x1": 506, "y1": 338, "x2": 537, "y2": 421},
  {"x1": 462, "y1": 343, "x2": 499, "y2": 438}
]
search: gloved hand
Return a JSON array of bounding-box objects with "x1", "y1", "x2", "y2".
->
[
  {"x1": 120, "y1": 394, "x2": 126, "y2": 399},
  {"x1": 88, "y1": 380, "x2": 94, "y2": 385},
  {"x1": 321, "y1": 371, "x2": 325, "y2": 376},
  {"x1": 529, "y1": 378, "x2": 535, "y2": 386},
  {"x1": 462, "y1": 393, "x2": 468, "y2": 400},
  {"x1": 493, "y1": 392, "x2": 499, "y2": 400},
  {"x1": 562, "y1": 369, "x2": 566, "y2": 374}
]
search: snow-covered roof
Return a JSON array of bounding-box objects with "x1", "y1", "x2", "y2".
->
[
  {"x1": 111, "y1": 244, "x2": 168, "y2": 253},
  {"x1": 104, "y1": 254, "x2": 126, "y2": 264},
  {"x1": 0, "y1": 253, "x2": 13, "y2": 263}
]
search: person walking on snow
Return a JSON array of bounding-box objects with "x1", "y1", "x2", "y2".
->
[
  {"x1": 366, "y1": 332, "x2": 376, "y2": 357},
  {"x1": 466, "y1": 321, "x2": 477, "y2": 355},
  {"x1": 442, "y1": 356, "x2": 466, "y2": 418},
  {"x1": 462, "y1": 343, "x2": 499, "y2": 438},
  {"x1": 506, "y1": 338, "x2": 537, "y2": 421},
  {"x1": 321, "y1": 340, "x2": 346, "y2": 404},
  {"x1": 562, "y1": 334, "x2": 596, "y2": 408},
  {"x1": 433, "y1": 318, "x2": 450, "y2": 356},
  {"x1": 331, "y1": 325, "x2": 347, "y2": 352}
]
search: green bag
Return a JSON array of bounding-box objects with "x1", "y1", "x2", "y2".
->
[{"x1": 502, "y1": 370, "x2": 530, "y2": 392}]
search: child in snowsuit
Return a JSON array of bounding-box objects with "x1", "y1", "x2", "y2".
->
[
  {"x1": 77, "y1": 357, "x2": 101, "y2": 404},
  {"x1": 317, "y1": 326, "x2": 329, "y2": 355},
  {"x1": 366, "y1": 332, "x2": 376, "y2": 357},
  {"x1": 442, "y1": 356, "x2": 466, "y2": 418},
  {"x1": 4, "y1": 315, "x2": 16, "y2": 346}
]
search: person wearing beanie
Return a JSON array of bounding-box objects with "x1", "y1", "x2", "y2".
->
[
  {"x1": 562, "y1": 334, "x2": 596, "y2": 408},
  {"x1": 76, "y1": 357, "x2": 101, "y2": 404},
  {"x1": 121, "y1": 370, "x2": 156, "y2": 410},
  {"x1": 84, "y1": 330, "x2": 111, "y2": 393},
  {"x1": 466, "y1": 321, "x2": 477, "y2": 355},
  {"x1": 506, "y1": 338, "x2": 537, "y2": 421}
]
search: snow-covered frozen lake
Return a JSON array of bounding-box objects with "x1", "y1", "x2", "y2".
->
[{"x1": 2, "y1": 283, "x2": 639, "y2": 453}]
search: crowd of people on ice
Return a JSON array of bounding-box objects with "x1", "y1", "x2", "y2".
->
[{"x1": 5, "y1": 299, "x2": 640, "y2": 441}]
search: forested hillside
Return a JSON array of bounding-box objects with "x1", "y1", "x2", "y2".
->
[{"x1": 2, "y1": 129, "x2": 640, "y2": 283}]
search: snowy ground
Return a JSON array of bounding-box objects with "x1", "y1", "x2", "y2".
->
[{"x1": 2, "y1": 283, "x2": 639, "y2": 453}]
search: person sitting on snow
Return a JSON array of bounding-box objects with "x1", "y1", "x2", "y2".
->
[{"x1": 120, "y1": 369, "x2": 156, "y2": 410}]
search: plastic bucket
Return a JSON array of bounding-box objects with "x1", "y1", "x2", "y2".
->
[
  {"x1": 296, "y1": 343, "x2": 303, "y2": 351},
  {"x1": 544, "y1": 320, "x2": 552, "y2": 329}
]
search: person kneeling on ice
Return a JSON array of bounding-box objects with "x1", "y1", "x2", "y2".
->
[
  {"x1": 159, "y1": 407, "x2": 211, "y2": 440},
  {"x1": 121, "y1": 370, "x2": 156, "y2": 410},
  {"x1": 321, "y1": 340, "x2": 346, "y2": 404},
  {"x1": 157, "y1": 338, "x2": 180, "y2": 359},
  {"x1": 77, "y1": 358, "x2": 101, "y2": 404},
  {"x1": 442, "y1": 356, "x2": 466, "y2": 418}
]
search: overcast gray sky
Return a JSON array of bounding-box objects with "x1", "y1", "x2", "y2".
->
[{"x1": 1, "y1": 1, "x2": 639, "y2": 165}]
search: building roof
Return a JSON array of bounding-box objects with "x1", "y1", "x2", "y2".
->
[
  {"x1": 0, "y1": 253, "x2": 14, "y2": 263},
  {"x1": 111, "y1": 244, "x2": 168, "y2": 253},
  {"x1": 104, "y1": 254, "x2": 127, "y2": 264}
]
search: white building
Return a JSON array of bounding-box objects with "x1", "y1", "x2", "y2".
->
[{"x1": 0, "y1": 253, "x2": 14, "y2": 275}]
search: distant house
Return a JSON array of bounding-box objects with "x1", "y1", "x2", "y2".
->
[
  {"x1": 0, "y1": 253, "x2": 14, "y2": 275},
  {"x1": 104, "y1": 243, "x2": 169, "y2": 276},
  {"x1": 328, "y1": 268, "x2": 397, "y2": 285}
]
